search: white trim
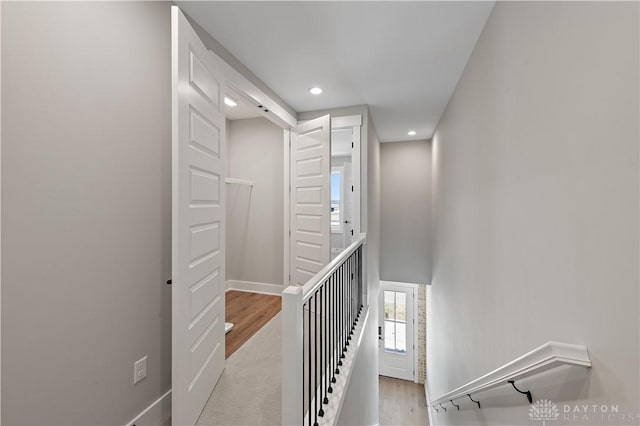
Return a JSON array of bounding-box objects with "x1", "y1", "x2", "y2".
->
[
  {"x1": 224, "y1": 177, "x2": 254, "y2": 187},
  {"x1": 414, "y1": 287, "x2": 419, "y2": 384},
  {"x1": 226, "y1": 280, "x2": 284, "y2": 296},
  {"x1": 430, "y1": 341, "x2": 592, "y2": 406},
  {"x1": 424, "y1": 382, "x2": 433, "y2": 426},
  {"x1": 283, "y1": 129, "x2": 290, "y2": 287},
  {"x1": 351, "y1": 125, "x2": 361, "y2": 238},
  {"x1": 379, "y1": 281, "x2": 418, "y2": 381},
  {"x1": 330, "y1": 115, "x2": 362, "y2": 240},
  {"x1": 331, "y1": 115, "x2": 362, "y2": 128},
  {"x1": 124, "y1": 389, "x2": 172, "y2": 426},
  {"x1": 219, "y1": 65, "x2": 296, "y2": 128}
]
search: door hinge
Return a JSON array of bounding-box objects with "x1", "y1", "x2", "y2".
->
[
  {"x1": 351, "y1": 230, "x2": 354, "y2": 236},
  {"x1": 351, "y1": 142, "x2": 354, "y2": 148},
  {"x1": 351, "y1": 185, "x2": 354, "y2": 192}
]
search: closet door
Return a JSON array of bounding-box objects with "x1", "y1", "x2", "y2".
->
[
  {"x1": 172, "y1": 6, "x2": 226, "y2": 426},
  {"x1": 290, "y1": 115, "x2": 331, "y2": 286}
]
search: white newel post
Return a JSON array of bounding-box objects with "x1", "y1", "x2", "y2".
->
[{"x1": 282, "y1": 285, "x2": 304, "y2": 425}]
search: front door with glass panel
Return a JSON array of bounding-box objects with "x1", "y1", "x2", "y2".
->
[{"x1": 379, "y1": 281, "x2": 415, "y2": 381}]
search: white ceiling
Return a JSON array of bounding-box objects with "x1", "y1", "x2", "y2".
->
[{"x1": 178, "y1": 1, "x2": 494, "y2": 142}]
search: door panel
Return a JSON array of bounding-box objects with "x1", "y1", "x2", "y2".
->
[
  {"x1": 379, "y1": 282, "x2": 415, "y2": 381},
  {"x1": 290, "y1": 116, "x2": 331, "y2": 286},
  {"x1": 172, "y1": 6, "x2": 225, "y2": 425}
]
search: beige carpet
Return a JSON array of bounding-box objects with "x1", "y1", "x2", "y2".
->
[{"x1": 196, "y1": 314, "x2": 282, "y2": 426}]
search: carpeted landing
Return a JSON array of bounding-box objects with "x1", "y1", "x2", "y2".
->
[{"x1": 196, "y1": 313, "x2": 281, "y2": 426}]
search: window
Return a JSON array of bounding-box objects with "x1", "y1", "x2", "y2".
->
[
  {"x1": 331, "y1": 169, "x2": 343, "y2": 233},
  {"x1": 383, "y1": 290, "x2": 407, "y2": 353}
]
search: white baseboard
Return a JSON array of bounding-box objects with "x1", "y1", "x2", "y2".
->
[
  {"x1": 424, "y1": 383, "x2": 433, "y2": 426},
  {"x1": 226, "y1": 280, "x2": 284, "y2": 296},
  {"x1": 125, "y1": 389, "x2": 171, "y2": 426}
]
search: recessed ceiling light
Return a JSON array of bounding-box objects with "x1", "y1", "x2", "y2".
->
[
  {"x1": 309, "y1": 87, "x2": 323, "y2": 95},
  {"x1": 224, "y1": 96, "x2": 237, "y2": 107},
  {"x1": 408, "y1": 130, "x2": 417, "y2": 136}
]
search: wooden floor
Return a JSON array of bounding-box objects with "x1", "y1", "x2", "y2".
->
[
  {"x1": 225, "y1": 290, "x2": 281, "y2": 359},
  {"x1": 379, "y1": 376, "x2": 429, "y2": 426}
]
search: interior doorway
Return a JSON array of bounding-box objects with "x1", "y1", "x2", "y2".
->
[
  {"x1": 172, "y1": 7, "x2": 297, "y2": 424},
  {"x1": 330, "y1": 118, "x2": 362, "y2": 259},
  {"x1": 379, "y1": 281, "x2": 417, "y2": 381}
]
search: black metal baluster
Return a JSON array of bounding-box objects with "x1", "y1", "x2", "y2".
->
[
  {"x1": 351, "y1": 253, "x2": 355, "y2": 333},
  {"x1": 308, "y1": 298, "x2": 312, "y2": 426},
  {"x1": 348, "y1": 255, "x2": 352, "y2": 341},
  {"x1": 324, "y1": 279, "x2": 330, "y2": 402},
  {"x1": 339, "y1": 264, "x2": 344, "y2": 360},
  {"x1": 353, "y1": 252, "x2": 357, "y2": 322},
  {"x1": 358, "y1": 247, "x2": 362, "y2": 312},
  {"x1": 302, "y1": 299, "x2": 306, "y2": 424},
  {"x1": 359, "y1": 247, "x2": 362, "y2": 310},
  {"x1": 327, "y1": 274, "x2": 336, "y2": 386},
  {"x1": 350, "y1": 254, "x2": 354, "y2": 334},
  {"x1": 342, "y1": 263, "x2": 347, "y2": 357},
  {"x1": 331, "y1": 270, "x2": 340, "y2": 376},
  {"x1": 314, "y1": 292, "x2": 319, "y2": 426},
  {"x1": 353, "y1": 252, "x2": 357, "y2": 321},
  {"x1": 319, "y1": 286, "x2": 325, "y2": 417},
  {"x1": 346, "y1": 255, "x2": 350, "y2": 345},
  {"x1": 340, "y1": 263, "x2": 344, "y2": 351}
]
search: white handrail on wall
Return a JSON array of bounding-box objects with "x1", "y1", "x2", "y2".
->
[{"x1": 430, "y1": 341, "x2": 591, "y2": 407}]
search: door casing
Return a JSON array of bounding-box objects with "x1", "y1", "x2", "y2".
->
[{"x1": 378, "y1": 281, "x2": 418, "y2": 382}]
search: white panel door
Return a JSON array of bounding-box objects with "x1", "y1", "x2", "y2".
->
[
  {"x1": 172, "y1": 7, "x2": 225, "y2": 425},
  {"x1": 290, "y1": 115, "x2": 331, "y2": 286},
  {"x1": 379, "y1": 282, "x2": 415, "y2": 381}
]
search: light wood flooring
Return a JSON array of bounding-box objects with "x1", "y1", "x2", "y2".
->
[
  {"x1": 225, "y1": 290, "x2": 281, "y2": 359},
  {"x1": 379, "y1": 376, "x2": 429, "y2": 426}
]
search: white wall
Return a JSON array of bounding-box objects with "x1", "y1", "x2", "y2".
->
[
  {"x1": 2, "y1": 3, "x2": 171, "y2": 424},
  {"x1": 380, "y1": 140, "x2": 431, "y2": 284},
  {"x1": 226, "y1": 117, "x2": 284, "y2": 288},
  {"x1": 428, "y1": 2, "x2": 639, "y2": 425}
]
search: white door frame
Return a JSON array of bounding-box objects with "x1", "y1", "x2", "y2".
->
[
  {"x1": 202, "y1": 51, "x2": 295, "y2": 291},
  {"x1": 331, "y1": 116, "x2": 362, "y2": 241},
  {"x1": 219, "y1": 82, "x2": 293, "y2": 291},
  {"x1": 379, "y1": 281, "x2": 418, "y2": 382}
]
